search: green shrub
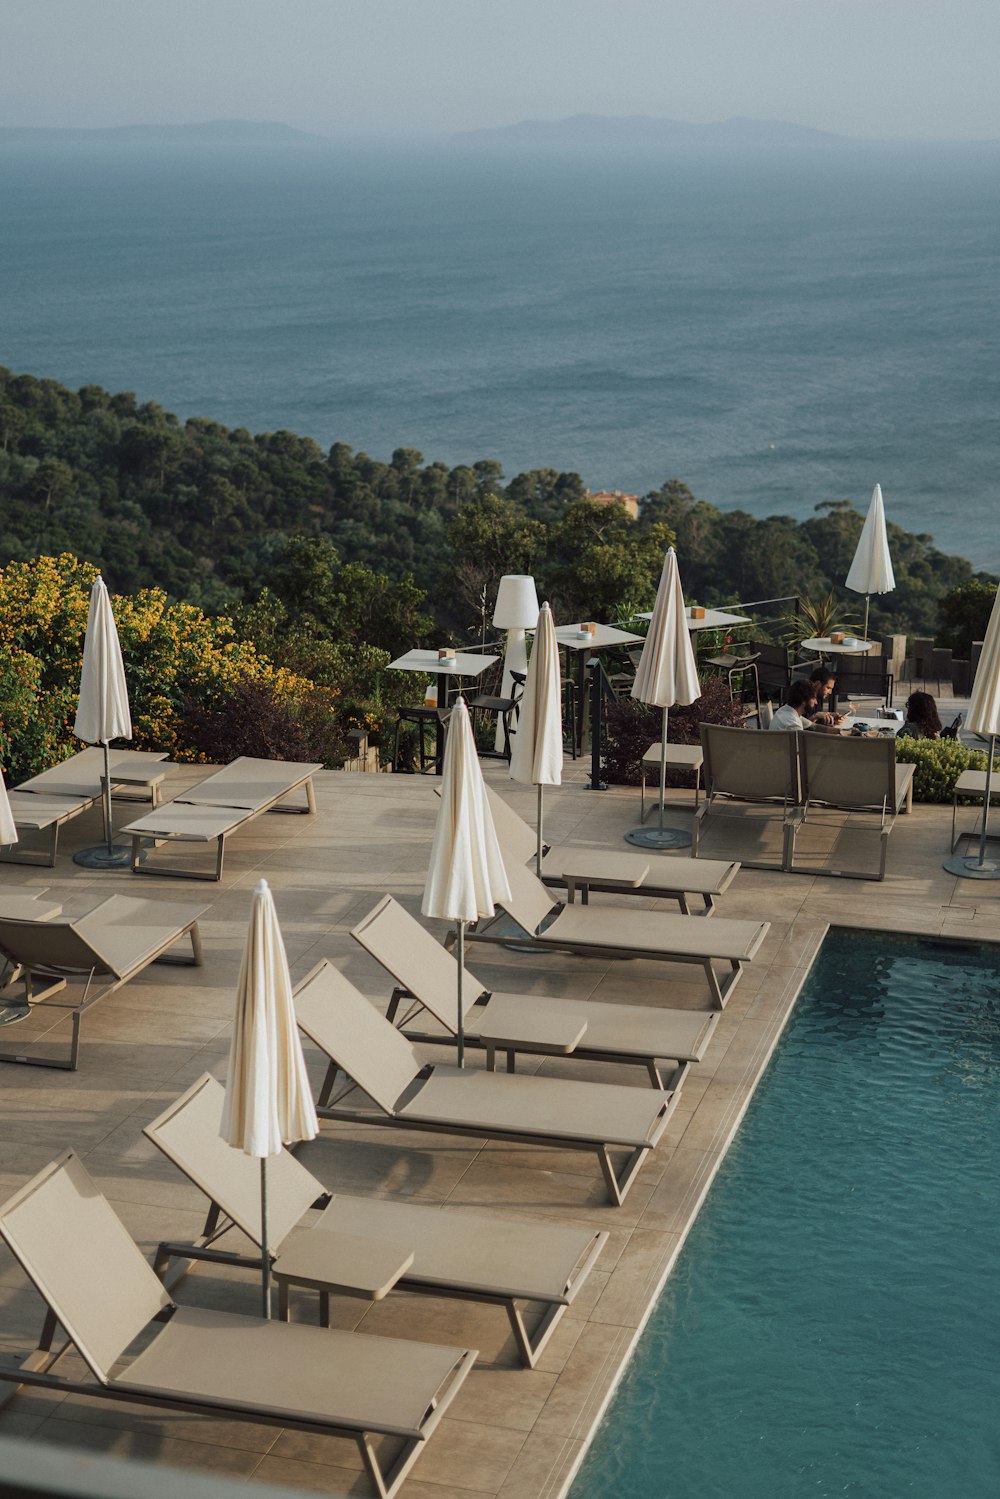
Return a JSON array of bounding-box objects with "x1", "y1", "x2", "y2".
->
[
  {"x1": 603, "y1": 677, "x2": 745, "y2": 787},
  {"x1": 894, "y1": 737, "x2": 989, "y2": 803}
]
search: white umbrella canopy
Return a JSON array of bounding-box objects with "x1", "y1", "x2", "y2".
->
[
  {"x1": 626, "y1": 547, "x2": 700, "y2": 849},
  {"x1": 944, "y1": 585, "x2": 1000, "y2": 880},
  {"x1": 220, "y1": 878, "x2": 318, "y2": 1315},
  {"x1": 0, "y1": 773, "x2": 16, "y2": 850},
  {"x1": 509, "y1": 602, "x2": 563, "y2": 874},
  {"x1": 423, "y1": 696, "x2": 510, "y2": 1065},
  {"x1": 72, "y1": 576, "x2": 133, "y2": 866},
  {"x1": 846, "y1": 484, "x2": 896, "y2": 640}
]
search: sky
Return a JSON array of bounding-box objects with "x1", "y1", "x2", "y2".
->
[{"x1": 2, "y1": 0, "x2": 999, "y2": 142}]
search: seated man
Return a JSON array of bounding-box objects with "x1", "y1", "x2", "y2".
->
[
  {"x1": 769, "y1": 680, "x2": 839, "y2": 733},
  {"x1": 804, "y1": 667, "x2": 841, "y2": 725}
]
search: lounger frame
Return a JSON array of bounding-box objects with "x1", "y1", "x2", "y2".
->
[
  {"x1": 124, "y1": 757, "x2": 320, "y2": 880},
  {"x1": 0, "y1": 1152, "x2": 475, "y2": 1499},
  {"x1": 146, "y1": 1075, "x2": 607, "y2": 1368}
]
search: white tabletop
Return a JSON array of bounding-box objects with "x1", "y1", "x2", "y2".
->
[
  {"x1": 388, "y1": 649, "x2": 498, "y2": 677},
  {"x1": 801, "y1": 636, "x2": 875, "y2": 656},
  {"x1": 553, "y1": 623, "x2": 643, "y2": 651},
  {"x1": 840, "y1": 714, "x2": 904, "y2": 737},
  {"x1": 635, "y1": 608, "x2": 750, "y2": 632}
]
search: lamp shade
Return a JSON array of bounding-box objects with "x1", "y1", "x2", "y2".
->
[{"x1": 493, "y1": 575, "x2": 539, "y2": 629}]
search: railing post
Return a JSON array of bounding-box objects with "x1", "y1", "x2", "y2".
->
[{"x1": 585, "y1": 660, "x2": 609, "y2": 791}]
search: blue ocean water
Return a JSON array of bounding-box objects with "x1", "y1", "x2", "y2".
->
[
  {"x1": 570, "y1": 929, "x2": 1000, "y2": 1499},
  {"x1": 0, "y1": 141, "x2": 997, "y2": 563}
]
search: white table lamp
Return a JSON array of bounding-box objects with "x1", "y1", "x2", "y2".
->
[{"x1": 493, "y1": 575, "x2": 539, "y2": 752}]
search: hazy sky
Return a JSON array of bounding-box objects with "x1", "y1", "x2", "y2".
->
[{"x1": 3, "y1": 0, "x2": 998, "y2": 141}]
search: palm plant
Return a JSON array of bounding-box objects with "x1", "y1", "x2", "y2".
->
[{"x1": 780, "y1": 591, "x2": 860, "y2": 646}]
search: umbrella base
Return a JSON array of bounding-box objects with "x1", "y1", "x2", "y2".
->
[
  {"x1": 943, "y1": 854, "x2": 1000, "y2": 880},
  {"x1": 624, "y1": 826, "x2": 693, "y2": 850},
  {"x1": 0, "y1": 1001, "x2": 30, "y2": 1028},
  {"x1": 73, "y1": 843, "x2": 133, "y2": 870}
]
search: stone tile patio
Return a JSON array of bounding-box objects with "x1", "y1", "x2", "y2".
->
[{"x1": 1, "y1": 754, "x2": 998, "y2": 1497}]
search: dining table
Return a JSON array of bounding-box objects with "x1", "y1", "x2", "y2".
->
[{"x1": 387, "y1": 649, "x2": 498, "y2": 773}]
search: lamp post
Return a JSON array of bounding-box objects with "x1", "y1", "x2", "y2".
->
[{"x1": 492, "y1": 575, "x2": 540, "y2": 755}]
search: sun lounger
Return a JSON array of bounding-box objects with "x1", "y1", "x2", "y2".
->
[
  {"x1": 0, "y1": 893, "x2": 205, "y2": 1070},
  {"x1": 1, "y1": 748, "x2": 172, "y2": 866},
  {"x1": 145, "y1": 1072, "x2": 607, "y2": 1367},
  {"x1": 696, "y1": 723, "x2": 802, "y2": 870},
  {"x1": 295, "y1": 959, "x2": 677, "y2": 1206},
  {"x1": 465, "y1": 857, "x2": 768, "y2": 1009},
  {"x1": 796, "y1": 732, "x2": 915, "y2": 880},
  {"x1": 0, "y1": 1152, "x2": 475, "y2": 1499},
  {"x1": 482, "y1": 783, "x2": 740, "y2": 912},
  {"x1": 354, "y1": 894, "x2": 719, "y2": 1088},
  {"x1": 122, "y1": 755, "x2": 322, "y2": 880}
]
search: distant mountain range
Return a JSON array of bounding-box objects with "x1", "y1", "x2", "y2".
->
[{"x1": 0, "y1": 115, "x2": 994, "y2": 156}]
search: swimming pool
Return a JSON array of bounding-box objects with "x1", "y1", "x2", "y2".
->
[{"x1": 570, "y1": 928, "x2": 1000, "y2": 1499}]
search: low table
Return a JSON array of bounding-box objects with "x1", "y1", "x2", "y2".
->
[
  {"x1": 558, "y1": 850, "x2": 649, "y2": 905},
  {"x1": 272, "y1": 1230, "x2": 414, "y2": 1324},
  {"x1": 950, "y1": 769, "x2": 1000, "y2": 855},
  {"x1": 640, "y1": 742, "x2": 704, "y2": 822}
]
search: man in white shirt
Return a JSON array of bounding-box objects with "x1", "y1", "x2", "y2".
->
[{"x1": 770, "y1": 680, "x2": 840, "y2": 733}]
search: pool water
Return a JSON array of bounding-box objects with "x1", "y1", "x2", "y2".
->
[{"x1": 570, "y1": 930, "x2": 1000, "y2": 1499}]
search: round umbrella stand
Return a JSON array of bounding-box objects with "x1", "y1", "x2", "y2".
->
[
  {"x1": 625, "y1": 824, "x2": 692, "y2": 850},
  {"x1": 942, "y1": 854, "x2": 1000, "y2": 879},
  {"x1": 73, "y1": 845, "x2": 132, "y2": 869}
]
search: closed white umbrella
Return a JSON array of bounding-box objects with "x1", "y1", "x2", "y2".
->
[
  {"x1": 73, "y1": 576, "x2": 133, "y2": 868},
  {"x1": 626, "y1": 547, "x2": 700, "y2": 850},
  {"x1": 0, "y1": 772, "x2": 16, "y2": 851},
  {"x1": 846, "y1": 484, "x2": 896, "y2": 642},
  {"x1": 423, "y1": 696, "x2": 510, "y2": 1066},
  {"x1": 944, "y1": 585, "x2": 1000, "y2": 880},
  {"x1": 509, "y1": 602, "x2": 563, "y2": 875},
  {"x1": 220, "y1": 878, "x2": 318, "y2": 1316}
]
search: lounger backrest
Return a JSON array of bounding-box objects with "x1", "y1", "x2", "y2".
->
[
  {"x1": 493, "y1": 856, "x2": 558, "y2": 935},
  {"x1": 483, "y1": 785, "x2": 536, "y2": 865},
  {"x1": 0, "y1": 916, "x2": 114, "y2": 977},
  {"x1": 181, "y1": 756, "x2": 321, "y2": 811},
  {"x1": 800, "y1": 733, "x2": 895, "y2": 810},
  {"x1": 352, "y1": 895, "x2": 480, "y2": 1029},
  {"x1": 293, "y1": 959, "x2": 422, "y2": 1114},
  {"x1": 143, "y1": 1073, "x2": 323, "y2": 1251},
  {"x1": 700, "y1": 723, "x2": 801, "y2": 803},
  {"x1": 0, "y1": 1151, "x2": 171, "y2": 1382}
]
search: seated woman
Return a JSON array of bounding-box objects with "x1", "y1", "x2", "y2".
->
[{"x1": 900, "y1": 690, "x2": 942, "y2": 740}]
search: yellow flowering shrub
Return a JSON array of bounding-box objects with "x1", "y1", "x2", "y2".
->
[{"x1": 0, "y1": 554, "x2": 322, "y2": 778}]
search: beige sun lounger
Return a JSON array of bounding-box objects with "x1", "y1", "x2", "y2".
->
[
  {"x1": 0, "y1": 1152, "x2": 475, "y2": 1499},
  {"x1": 466, "y1": 857, "x2": 768, "y2": 1009},
  {"x1": 354, "y1": 894, "x2": 719, "y2": 1089},
  {"x1": 2, "y1": 748, "x2": 172, "y2": 866},
  {"x1": 0, "y1": 893, "x2": 205, "y2": 1070},
  {"x1": 482, "y1": 783, "x2": 740, "y2": 913},
  {"x1": 295, "y1": 959, "x2": 677, "y2": 1206},
  {"x1": 145, "y1": 1073, "x2": 607, "y2": 1367},
  {"x1": 796, "y1": 732, "x2": 915, "y2": 881},
  {"x1": 696, "y1": 724, "x2": 802, "y2": 870},
  {"x1": 122, "y1": 755, "x2": 322, "y2": 880}
]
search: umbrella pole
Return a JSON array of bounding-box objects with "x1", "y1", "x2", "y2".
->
[
  {"x1": 977, "y1": 737, "x2": 997, "y2": 869},
  {"x1": 102, "y1": 740, "x2": 114, "y2": 855},
  {"x1": 658, "y1": 706, "x2": 669, "y2": 835},
  {"x1": 456, "y1": 920, "x2": 465, "y2": 1069},
  {"x1": 536, "y1": 785, "x2": 544, "y2": 877},
  {"x1": 260, "y1": 1158, "x2": 271, "y2": 1319},
  {"x1": 863, "y1": 596, "x2": 871, "y2": 643}
]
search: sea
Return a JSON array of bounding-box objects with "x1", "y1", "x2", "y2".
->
[{"x1": 1, "y1": 133, "x2": 998, "y2": 566}]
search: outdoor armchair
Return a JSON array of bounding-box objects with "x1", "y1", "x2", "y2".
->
[
  {"x1": 145, "y1": 1072, "x2": 607, "y2": 1368},
  {"x1": 796, "y1": 732, "x2": 914, "y2": 880},
  {"x1": 0, "y1": 1151, "x2": 475, "y2": 1499},
  {"x1": 696, "y1": 723, "x2": 802, "y2": 872},
  {"x1": 353, "y1": 893, "x2": 719, "y2": 1088},
  {"x1": 294, "y1": 958, "x2": 678, "y2": 1206}
]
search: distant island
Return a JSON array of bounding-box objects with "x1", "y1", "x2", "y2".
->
[{"x1": 453, "y1": 113, "x2": 854, "y2": 152}]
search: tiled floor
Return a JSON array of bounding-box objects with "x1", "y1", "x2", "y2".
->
[{"x1": 1, "y1": 755, "x2": 998, "y2": 1497}]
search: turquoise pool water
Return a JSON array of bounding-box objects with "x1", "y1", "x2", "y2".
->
[{"x1": 570, "y1": 930, "x2": 1000, "y2": 1499}]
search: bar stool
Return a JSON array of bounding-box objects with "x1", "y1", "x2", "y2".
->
[
  {"x1": 465, "y1": 681, "x2": 523, "y2": 761},
  {"x1": 703, "y1": 646, "x2": 761, "y2": 721},
  {"x1": 392, "y1": 706, "x2": 445, "y2": 774}
]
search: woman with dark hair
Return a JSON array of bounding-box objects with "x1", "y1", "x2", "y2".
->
[{"x1": 900, "y1": 691, "x2": 942, "y2": 740}]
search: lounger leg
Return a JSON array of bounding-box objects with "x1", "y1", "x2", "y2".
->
[
  {"x1": 598, "y1": 1144, "x2": 647, "y2": 1206},
  {"x1": 506, "y1": 1299, "x2": 566, "y2": 1369},
  {"x1": 359, "y1": 1431, "x2": 424, "y2": 1499},
  {"x1": 316, "y1": 1060, "x2": 341, "y2": 1109}
]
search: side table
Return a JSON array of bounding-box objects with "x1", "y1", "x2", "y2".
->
[
  {"x1": 272, "y1": 1230, "x2": 413, "y2": 1325},
  {"x1": 640, "y1": 742, "x2": 703, "y2": 823},
  {"x1": 950, "y1": 769, "x2": 1000, "y2": 854}
]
